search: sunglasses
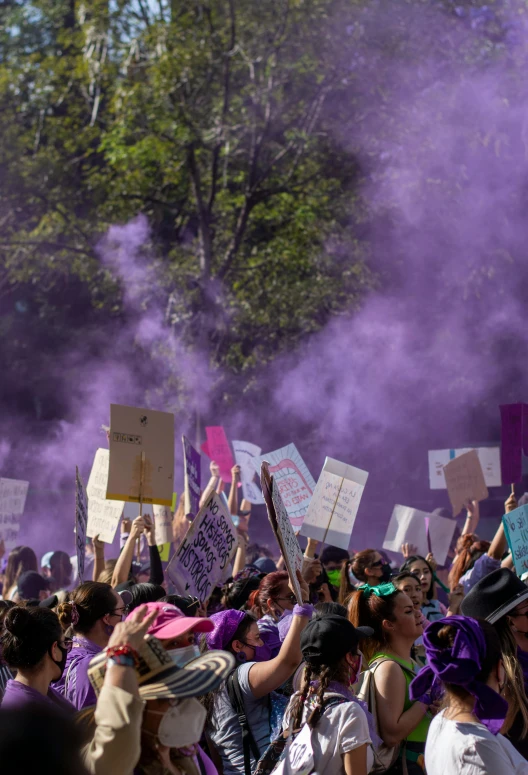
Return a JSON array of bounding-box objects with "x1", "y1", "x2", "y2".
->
[
  {"x1": 275, "y1": 595, "x2": 297, "y2": 604},
  {"x1": 369, "y1": 560, "x2": 383, "y2": 568}
]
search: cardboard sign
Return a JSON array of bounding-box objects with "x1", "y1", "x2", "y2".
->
[
  {"x1": 107, "y1": 403, "x2": 174, "y2": 506},
  {"x1": 500, "y1": 404, "x2": 528, "y2": 485},
  {"x1": 153, "y1": 504, "x2": 173, "y2": 545},
  {"x1": 503, "y1": 505, "x2": 528, "y2": 578},
  {"x1": 232, "y1": 440, "x2": 265, "y2": 505},
  {"x1": 157, "y1": 543, "x2": 171, "y2": 562},
  {"x1": 301, "y1": 457, "x2": 368, "y2": 550},
  {"x1": 75, "y1": 467, "x2": 88, "y2": 584},
  {"x1": 183, "y1": 436, "x2": 201, "y2": 515},
  {"x1": 166, "y1": 492, "x2": 237, "y2": 604},
  {"x1": 201, "y1": 426, "x2": 235, "y2": 484},
  {"x1": 443, "y1": 450, "x2": 488, "y2": 516},
  {"x1": 428, "y1": 447, "x2": 501, "y2": 490},
  {"x1": 255, "y1": 443, "x2": 316, "y2": 532},
  {"x1": 86, "y1": 449, "x2": 125, "y2": 543},
  {"x1": 0, "y1": 478, "x2": 29, "y2": 552},
  {"x1": 261, "y1": 462, "x2": 304, "y2": 603},
  {"x1": 383, "y1": 505, "x2": 457, "y2": 566}
]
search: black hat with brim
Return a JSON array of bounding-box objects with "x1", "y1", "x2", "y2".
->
[
  {"x1": 460, "y1": 568, "x2": 528, "y2": 624},
  {"x1": 300, "y1": 614, "x2": 373, "y2": 665}
]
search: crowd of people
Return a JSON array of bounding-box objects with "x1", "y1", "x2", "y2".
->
[{"x1": 0, "y1": 459, "x2": 527, "y2": 775}]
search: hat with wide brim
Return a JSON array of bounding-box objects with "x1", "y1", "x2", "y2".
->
[
  {"x1": 87, "y1": 634, "x2": 234, "y2": 701},
  {"x1": 460, "y1": 568, "x2": 528, "y2": 624}
]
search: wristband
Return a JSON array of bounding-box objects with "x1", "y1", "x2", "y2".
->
[
  {"x1": 107, "y1": 644, "x2": 139, "y2": 668},
  {"x1": 293, "y1": 603, "x2": 314, "y2": 618},
  {"x1": 108, "y1": 654, "x2": 135, "y2": 668}
]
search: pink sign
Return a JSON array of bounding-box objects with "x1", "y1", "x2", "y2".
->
[{"x1": 201, "y1": 426, "x2": 235, "y2": 484}]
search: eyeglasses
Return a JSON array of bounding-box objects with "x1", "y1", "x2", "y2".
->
[
  {"x1": 369, "y1": 560, "x2": 383, "y2": 568},
  {"x1": 109, "y1": 606, "x2": 127, "y2": 618},
  {"x1": 275, "y1": 595, "x2": 297, "y2": 604}
]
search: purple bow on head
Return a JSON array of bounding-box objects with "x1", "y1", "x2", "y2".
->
[
  {"x1": 409, "y1": 615, "x2": 508, "y2": 735},
  {"x1": 205, "y1": 609, "x2": 246, "y2": 652}
]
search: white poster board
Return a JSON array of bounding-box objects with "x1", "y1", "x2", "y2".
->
[
  {"x1": 87, "y1": 448, "x2": 125, "y2": 544},
  {"x1": 443, "y1": 450, "x2": 488, "y2": 516},
  {"x1": 383, "y1": 505, "x2": 457, "y2": 566},
  {"x1": 153, "y1": 504, "x2": 173, "y2": 546},
  {"x1": 232, "y1": 440, "x2": 265, "y2": 505},
  {"x1": 75, "y1": 467, "x2": 88, "y2": 584},
  {"x1": 429, "y1": 447, "x2": 501, "y2": 489},
  {"x1": 255, "y1": 443, "x2": 316, "y2": 532},
  {"x1": 167, "y1": 493, "x2": 237, "y2": 604},
  {"x1": 0, "y1": 478, "x2": 29, "y2": 552},
  {"x1": 261, "y1": 462, "x2": 304, "y2": 603},
  {"x1": 301, "y1": 457, "x2": 368, "y2": 550},
  {"x1": 107, "y1": 403, "x2": 174, "y2": 506}
]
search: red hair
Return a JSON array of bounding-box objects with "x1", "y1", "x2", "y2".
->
[
  {"x1": 348, "y1": 587, "x2": 402, "y2": 662},
  {"x1": 448, "y1": 534, "x2": 490, "y2": 591},
  {"x1": 248, "y1": 571, "x2": 289, "y2": 618}
]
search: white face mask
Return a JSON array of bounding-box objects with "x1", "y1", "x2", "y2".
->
[
  {"x1": 168, "y1": 644, "x2": 201, "y2": 668},
  {"x1": 147, "y1": 697, "x2": 207, "y2": 748}
]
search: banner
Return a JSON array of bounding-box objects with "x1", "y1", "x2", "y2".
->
[
  {"x1": 86, "y1": 448, "x2": 124, "y2": 544},
  {"x1": 301, "y1": 457, "x2": 368, "y2": 550},
  {"x1": 503, "y1": 505, "x2": 528, "y2": 578},
  {"x1": 183, "y1": 436, "x2": 201, "y2": 515},
  {"x1": 261, "y1": 462, "x2": 304, "y2": 603},
  {"x1": 107, "y1": 403, "x2": 175, "y2": 506},
  {"x1": 232, "y1": 440, "x2": 265, "y2": 505},
  {"x1": 75, "y1": 467, "x2": 88, "y2": 584},
  {"x1": 166, "y1": 492, "x2": 237, "y2": 604},
  {"x1": 383, "y1": 505, "x2": 457, "y2": 566},
  {"x1": 255, "y1": 443, "x2": 316, "y2": 532},
  {"x1": 153, "y1": 504, "x2": 173, "y2": 546},
  {"x1": 428, "y1": 447, "x2": 501, "y2": 490},
  {"x1": 443, "y1": 450, "x2": 488, "y2": 516},
  {"x1": 201, "y1": 426, "x2": 235, "y2": 484},
  {"x1": 0, "y1": 478, "x2": 29, "y2": 552},
  {"x1": 500, "y1": 404, "x2": 528, "y2": 486}
]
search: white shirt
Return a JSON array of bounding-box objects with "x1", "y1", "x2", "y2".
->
[
  {"x1": 426, "y1": 711, "x2": 528, "y2": 775},
  {"x1": 282, "y1": 691, "x2": 374, "y2": 774}
]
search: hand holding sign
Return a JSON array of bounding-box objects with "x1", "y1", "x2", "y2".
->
[{"x1": 443, "y1": 450, "x2": 488, "y2": 516}]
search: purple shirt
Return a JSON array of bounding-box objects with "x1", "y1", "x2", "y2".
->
[
  {"x1": 459, "y1": 554, "x2": 501, "y2": 595},
  {"x1": 1, "y1": 679, "x2": 75, "y2": 714},
  {"x1": 53, "y1": 635, "x2": 101, "y2": 710}
]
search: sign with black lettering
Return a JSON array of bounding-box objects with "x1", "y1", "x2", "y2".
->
[{"x1": 166, "y1": 492, "x2": 238, "y2": 604}]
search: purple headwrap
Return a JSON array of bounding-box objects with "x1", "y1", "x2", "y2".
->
[
  {"x1": 205, "y1": 610, "x2": 247, "y2": 652},
  {"x1": 409, "y1": 616, "x2": 508, "y2": 735}
]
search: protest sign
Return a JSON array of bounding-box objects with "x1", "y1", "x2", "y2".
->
[
  {"x1": 428, "y1": 447, "x2": 501, "y2": 490},
  {"x1": 157, "y1": 543, "x2": 171, "y2": 562},
  {"x1": 261, "y1": 462, "x2": 304, "y2": 603},
  {"x1": 166, "y1": 492, "x2": 237, "y2": 604},
  {"x1": 153, "y1": 504, "x2": 173, "y2": 546},
  {"x1": 0, "y1": 478, "x2": 29, "y2": 552},
  {"x1": 500, "y1": 404, "x2": 528, "y2": 485},
  {"x1": 383, "y1": 505, "x2": 457, "y2": 566},
  {"x1": 232, "y1": 440, "x2": 265, "y2": 505},
  {"x1": 255, "y1": 443, "x2": 316, "y2": 532},
  {"x1": 183, "y1": 436, "x2": 201, "y2": 515},
  {"x1": 301, "y1": 457, "x2": 368, "y2": 550},
  {"x1": 75, "y1": 467, "x2": 88, "y2": 584},
  {"x1": 443, "y1": 450, "x2": 488, "y2": 516},
  {"x1": 107, "y1": 404, "x2": 174, "y2": 506},
  {"x1": 86, "y1": 449, "x2": 125, "y2": 543},
  {"x1": 503, "y1": 505, "x2": 528, "y2": 578},
  {"x1": 200, "y1": 426, "x2": 235, "y2": 483}
]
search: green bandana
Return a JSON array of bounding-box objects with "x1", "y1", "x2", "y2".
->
[{"x1": 360, "y1": 582, "x2": 397, "y2": 598}]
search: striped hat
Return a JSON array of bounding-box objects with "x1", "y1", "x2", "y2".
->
[{"x1": 87, "y1": 634, "x2": 234, "y2": 701}]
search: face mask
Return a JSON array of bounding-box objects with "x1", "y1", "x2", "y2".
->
[
  {"x1": 168, "y1": 644, "x2": 201, "y2": 668},
  {"x1": 239, "y1": 641, "x2": 272, "y2": 663},
  {"x1": 326, "y1": 570, "x2": 341, "y2": 588},
  {"x1": 380, "y1": 564, "x2": 392, "y2": 583},
  {"x1": 50, "y1": 644, "x2": 68, "y2": 680},
  {"x1": 145, "y1": 697, "x2": 207, "y2": 748}
]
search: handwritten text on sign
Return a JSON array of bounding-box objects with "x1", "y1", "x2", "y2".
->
[
  {"x1": 87, "y1": 449, "x2": 125, "y2": 544},
  {"x1": 503, "y1": 505, "x2": 528, "y2": 577},
  {"x1": 256, "y1": 444, "x2": 316, "y2": 532},
  {"x1": 168, "y1": 493, "x2": 237, "y2": 604},
  {"x1": 0, "y1": 478, "x2": 29, "y2": 552}
]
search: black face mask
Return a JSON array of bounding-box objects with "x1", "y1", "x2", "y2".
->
[
  {"x1": 380, "y1": 563, "x2": 392, "y2": 583},
  {"x1": 50, "y1": 644, "x2": 68, "y2": 680}
]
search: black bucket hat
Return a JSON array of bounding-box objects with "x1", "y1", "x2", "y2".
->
[{"x1": 460, "y1": 568, "x2": 528, "y2": 624}]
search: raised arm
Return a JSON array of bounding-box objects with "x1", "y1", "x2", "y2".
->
[
  {"x1": 199, "y1": 461, "x2": 220, "y2": 508},
  {"x1": 92, "y1": 536, "x2": 106, "y2": 582},
  {"x1": 461, "y1": 500, "x2": 480, "y2": 537},
  {"x1": 111, "y1": 517, "x2": 145, "y2": 587},
  {"x1": 143, "y1": 514, "x2": 163, "y2": 586},
  {"x1": 227, "y1": 465, "x2": 241, "y2": 517},
  {"x1": 488, "y1": 492, "x2": 515, "y2": 561}
]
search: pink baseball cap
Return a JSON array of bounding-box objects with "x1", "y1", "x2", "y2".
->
[{"x1": 127, "y1": 601, "x2": 214, "y2": 640}]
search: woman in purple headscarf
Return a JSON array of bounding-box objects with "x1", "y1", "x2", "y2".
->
[
  {"x1": 1, "y1": 605, "x2": 74, "y2": 713},
  {"x1": 54, "y1": 581, "x2": 126, "y2": 710},
  {"x1": 410, "y1": 616, "x2": 528, "y2": 774}
]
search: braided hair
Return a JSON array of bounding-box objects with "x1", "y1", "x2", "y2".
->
[{"x1": 289, "y1": 661, "x2": 348, "y2": 732}]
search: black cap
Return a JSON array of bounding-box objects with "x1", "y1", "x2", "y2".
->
[
  {"x1": 17, "y1": 571, "x2": 50, "y2": 600},
  {"x1": 460, "y1": 568, "x2": 528, "y2": 624},
  {"x1": 300, "y1": 614, "x2": 373, "y2": 666}
]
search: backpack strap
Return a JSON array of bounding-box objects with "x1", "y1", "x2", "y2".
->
[{"x1": 226, "y1": 669, "x2": 262, "y2": 775}]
